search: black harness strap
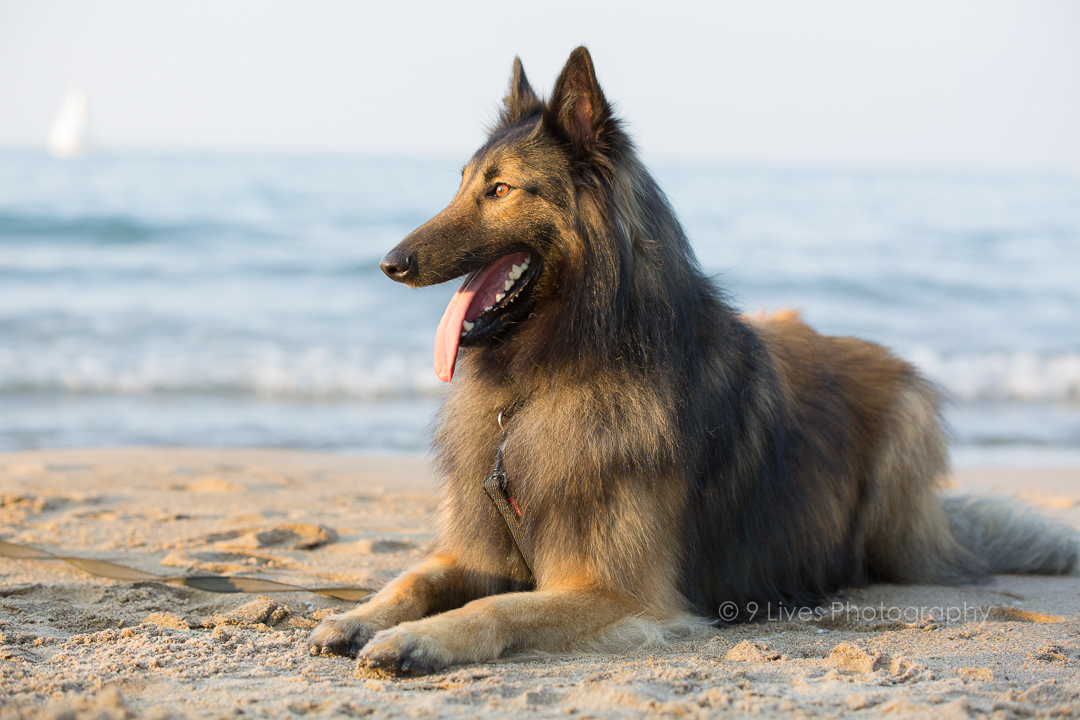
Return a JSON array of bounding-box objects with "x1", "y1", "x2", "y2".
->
[{"x1": 481, "y1": 413, "x2": 535, "y2": 581}]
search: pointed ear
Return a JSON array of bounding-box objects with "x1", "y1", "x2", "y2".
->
[
  {"x1": 546, "y1": 46, "x2": 612, "y2": 154},
  {"x1": 500, "y1": 57, "x2": 541, "y2": 125}
]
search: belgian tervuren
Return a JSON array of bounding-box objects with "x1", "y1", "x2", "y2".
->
[{"x1": 309, "y1": 47, "x2": 1077, "y2": 675}]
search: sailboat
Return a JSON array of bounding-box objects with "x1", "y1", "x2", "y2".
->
[{"x1": 47, "y1": 86, "x2": 89, "y2": 158}]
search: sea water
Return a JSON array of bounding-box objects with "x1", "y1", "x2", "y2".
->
[{"x1": 1, "y1": 152, "x2": 1078, "y2": 466}]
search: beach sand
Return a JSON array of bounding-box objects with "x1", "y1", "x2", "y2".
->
[{"x1": 1, "y1": 447, "x2": 1078, "y2": 719}]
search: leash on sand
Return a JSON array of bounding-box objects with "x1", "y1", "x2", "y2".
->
[
  {"x1": 4, "y1": 407, "x2": 533, "y2": 598},
  {"x1": 0, "y1": 540, "x2": 376, "y2": 602}
]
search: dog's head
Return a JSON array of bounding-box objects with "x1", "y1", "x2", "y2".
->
[{"x1": 381, "y1": 47, "x2": 645, "y2": 382}]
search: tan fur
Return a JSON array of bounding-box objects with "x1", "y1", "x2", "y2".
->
[
  {"x1": 309, "y1": 554, "x2": 469, "y2": 655},
  {"x1": 359, "y1": 589, "x2": 638, "y2": 674}
]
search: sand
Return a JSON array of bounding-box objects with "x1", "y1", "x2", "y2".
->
[{"x1": 1, "y1": 447, "x2": 1078, "y2": 719}]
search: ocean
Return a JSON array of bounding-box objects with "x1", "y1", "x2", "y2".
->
[{"x1": 1, "y1": 151, "x2": 1078, "y2": 466}]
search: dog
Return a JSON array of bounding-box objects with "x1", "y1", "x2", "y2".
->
[{"x1": 309, "y1": 47, "x2": 1078, "y2": 675}]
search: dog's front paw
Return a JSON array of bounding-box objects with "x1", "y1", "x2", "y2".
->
[
  {"x1": 308, "y1": 614, "x2": 380, "y2": 657},
  {"x1": 356, "y1": 626, "x2": 449, "y2": 677}
]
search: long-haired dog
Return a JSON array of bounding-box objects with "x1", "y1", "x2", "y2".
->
[{"x1": 309, "y1": 47, "x2": 1077, "y2": 675}]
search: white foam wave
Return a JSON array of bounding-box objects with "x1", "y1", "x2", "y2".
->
[
  {"x1": 0, "y1": 347, "x2": 445, "y2": 400},
  {"x1": 909, "y1": 349, "x2": 1080, "y2": 403},
  {"x1": 2, "y1": 346, "x2": 1078, "y2": 405}
]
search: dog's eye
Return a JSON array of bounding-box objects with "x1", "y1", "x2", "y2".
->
[{"x1": 493, "y1": 183, "x2": 510, "y2": 198}]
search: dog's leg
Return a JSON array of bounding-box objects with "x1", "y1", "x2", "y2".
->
[
  {"x1": 309, "y1": 554, "x2": 474, "y2": 656},
  {"x1": 357, "y1": 587, "x2": 637, "y2": 676}
]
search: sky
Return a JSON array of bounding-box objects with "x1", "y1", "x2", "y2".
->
[{"x1": 1, "y1": 0, "x2": 1078, "y2": 170}]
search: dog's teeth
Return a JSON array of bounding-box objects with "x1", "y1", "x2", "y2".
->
[
  {"x1": 495, "y1": 292, "x2": 505, "y2": 302},
  {"x1": 525, "y1": 253, "x2": 531, "y2": 264},
  {"x1": 509, "y1": 265, "x2": 523, "y2": 280},
  {"x1": 484, "y1": 306, "x2": 492, "y2": 312},
  {"x1": 462, "y1": 320, "x2": 474, "y2": 332},
  {"x1": 504, "y1": 280, "x2": 514, "y2": 291}
]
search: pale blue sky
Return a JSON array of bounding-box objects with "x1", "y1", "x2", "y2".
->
[{"x1": 1, "y1": 0, "x2": 1078, "y2": 169}]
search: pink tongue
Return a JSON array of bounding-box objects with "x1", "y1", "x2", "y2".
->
[{"x1": 433, "y1": 253, "x2": 529, "y2": 382}]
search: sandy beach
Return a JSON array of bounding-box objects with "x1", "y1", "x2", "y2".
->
[{"x1": 1, "y1": 447, "x2": 1078, "y2": 719}]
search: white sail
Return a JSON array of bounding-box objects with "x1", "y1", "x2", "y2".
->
[{"x1": 47, "y1": 86, "x2": 89, "y2": 158}]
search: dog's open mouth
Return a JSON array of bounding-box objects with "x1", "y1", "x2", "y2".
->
[{"x1": 434, "y1": 251, "x2": 542, "y2": 382}]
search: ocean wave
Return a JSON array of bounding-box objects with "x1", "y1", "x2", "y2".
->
[
  {"x1": 0, "y1": 347, "x2": 445, "y2": 401},
  {"x1": 1, "y1": 346, "x2": 1077, "y2": 404},
  {"x1": 0, "y1": 211, "x2": 423, "y2": 254},
  {"x1": 909, "y1": 350, "x2": 1080, "y2": 403},
  {"x1": 0, "y1": 213, "x2": 198, "y2": 244}
]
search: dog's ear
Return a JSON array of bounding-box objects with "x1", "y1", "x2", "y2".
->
[
  {"x1": 546, "y1": 46, "x2": 613, "y2": 155},
  {"x1": 500, "y1": 57, "x2": 541, "y2": 125}
]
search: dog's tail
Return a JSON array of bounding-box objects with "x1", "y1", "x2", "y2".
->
[{"x1": 943, "y1": 496, "x2": 1079, "y2": 576}]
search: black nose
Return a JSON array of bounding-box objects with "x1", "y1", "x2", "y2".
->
[{"x1": 380, "y1": 249, "x2": 417, "y2": 282}]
